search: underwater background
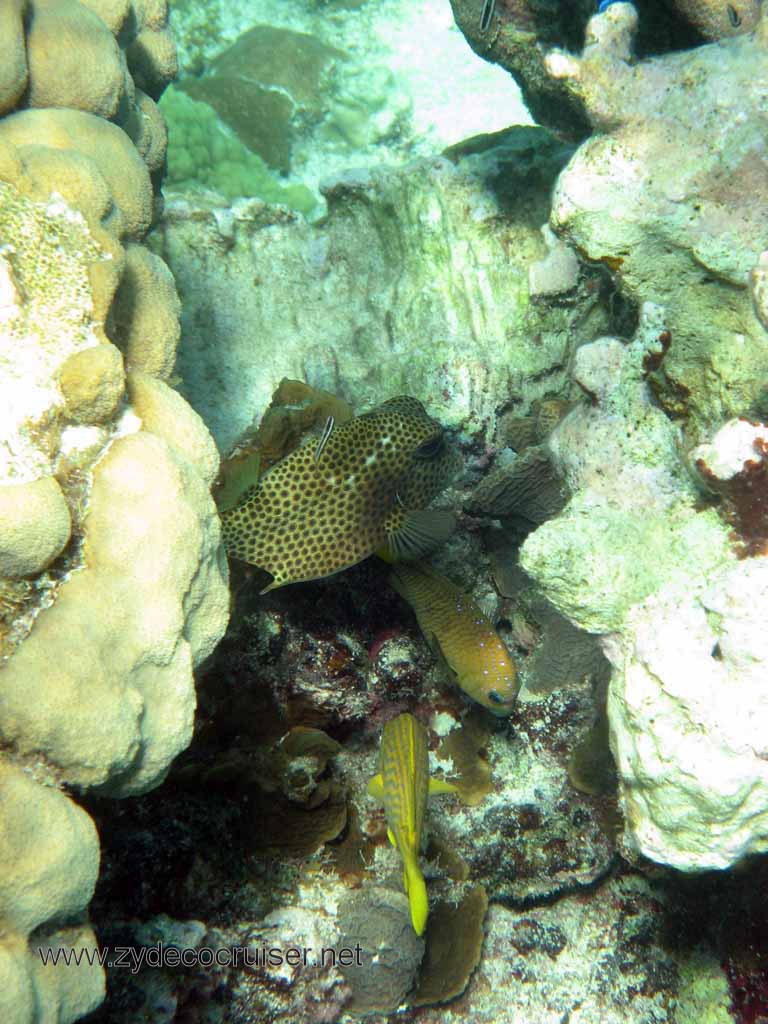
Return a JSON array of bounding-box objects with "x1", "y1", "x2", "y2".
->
[{"x1": 1, "y1": 0, "x2": 768, "y2": 1021}]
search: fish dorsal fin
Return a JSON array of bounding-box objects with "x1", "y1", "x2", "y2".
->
[
  {"x1": 384, "y1": 509, "x2": 456, "y2": 561},
  {"x1": 428, "y1": 777, "x2": 459, "y2": 796},
  {"x1": 367, "y1": 773, "x2": 384, "y2": 800},
  {"x1": 215, "y1": 450, "x2": 261, "y2": 512}
]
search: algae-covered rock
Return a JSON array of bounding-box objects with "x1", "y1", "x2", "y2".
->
[
  {"x1": 158, "y1": 130, "x2": 608, "y2": 453},
  {"x1": 338, "y1": 887, "x2": 425, "y2": 1014},
  {"x1": 519, "y1": 306, "x2": 768, "y2": 871},
  {"x1": 521, "y1": 305, "x2": 733, "y2": 633},
  {"x1": 546, "y1": 3, "x2": 768, "y2": 437}
]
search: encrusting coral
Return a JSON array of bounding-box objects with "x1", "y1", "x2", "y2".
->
[
  {"x1": 544, "y1": 2, "x2": 768, "y2": 436},
  {"x1": 520, "y1": 304, "x2": 768, "y2": 872}
]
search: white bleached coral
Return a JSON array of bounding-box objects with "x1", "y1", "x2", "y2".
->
[
  {"x1": 520, "y1": 304, "x2": 768, "y2": 871},
  {"x1": 545, "y1": 2, "x2": 768, "y2": 436},
  {"x1": 606, "y1": 557, "x2": 768, "y2": 870}
]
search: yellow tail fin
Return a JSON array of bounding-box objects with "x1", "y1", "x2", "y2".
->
[{"x1": 402, "y1": 852, "x2": 428, "y2": 936}]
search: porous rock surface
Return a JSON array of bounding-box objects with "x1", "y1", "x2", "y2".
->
[
  {"x1": 521, "y1": 304, "x2": 768, "y2": 871},
  {"x1": 156, "y1": 129, "x2": 608, "y2": 453},
  {"x1": 546, "y1": 3, "x2": 768, "y2": 437},
  {"x1": 0, "y1": 2, "x2": 228, "y2": 1017}
]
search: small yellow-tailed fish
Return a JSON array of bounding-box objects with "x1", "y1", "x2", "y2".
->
[
  {"x1": 367, "y1": 712, "x2": 457, "y2": 935},
  {"x1": 389, "y1": 560, "x2": 520, "y2": 716}
]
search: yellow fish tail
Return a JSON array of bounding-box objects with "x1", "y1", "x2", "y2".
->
[{"x1": 402, "y1": 851, "x2": 428, "y2": 936}]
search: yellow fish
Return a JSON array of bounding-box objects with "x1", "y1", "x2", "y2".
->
[
  {"x1": 221, "y1": 397, "x2": 460, "y2": 592},
  {"x1": 367, "y1": 713, "x2": 457, "y2": 935},
  {"x1": 390, "y1": 561, "x2": 520, "y2": 716}
]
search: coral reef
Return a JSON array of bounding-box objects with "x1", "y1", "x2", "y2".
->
[
  {"x1": 544, "y1": 2, "x2": 768, "y2": 436},
  {"x1": 415, "y1": 871, "x2": 721, "y2": 1024},
  {"x1": 157, "y1": 128, "x2": 608, "y2": 453},
  {"x1": 520, "y1": 304, "x2": 768, "y2": 871},
  {"x1": 0, "y1": 3, "x2": 229, "y2": 1019}
]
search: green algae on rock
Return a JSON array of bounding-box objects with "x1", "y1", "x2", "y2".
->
[
  {"x1": 179, "y1": 25, "x2": 347, "y2": 173},
  {"x1": 159, "y1": 85, "x2": 317, "y2": 213},
  {"x1": 546, "y1": 3, "x2": 768, "y2": 438},
  {"x1": 158, "y1": 130, "x2": 608, "y2": 454}
]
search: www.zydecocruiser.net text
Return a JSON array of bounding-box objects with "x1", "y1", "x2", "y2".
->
[{"x1": 38, "y1": 942, "x2": 365, "y2": 975}]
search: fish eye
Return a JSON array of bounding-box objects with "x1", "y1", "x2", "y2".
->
[
  {"x1": 727, "y1": 4, "x2": 741, "y2": 26},
  {"x1": 488, "y1": 690, "x2": 504, "y2": 704},
  {"x1": 414, "y1": 434, "x2": 445, "y2": 460}
]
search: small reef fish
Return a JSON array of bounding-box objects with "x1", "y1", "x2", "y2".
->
[
  {"x1": 221, "y1": 396, "x2": 461, "y2": 592},
  {"x1": 390, "y1": 561, "x2": 520, "y2": 715},
  {"x1": 479, "y1": 0, "x2": 496, "y2": 32},
  {"x1": 367, "y1": 713, "x2": 457, "y2": 936}
]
